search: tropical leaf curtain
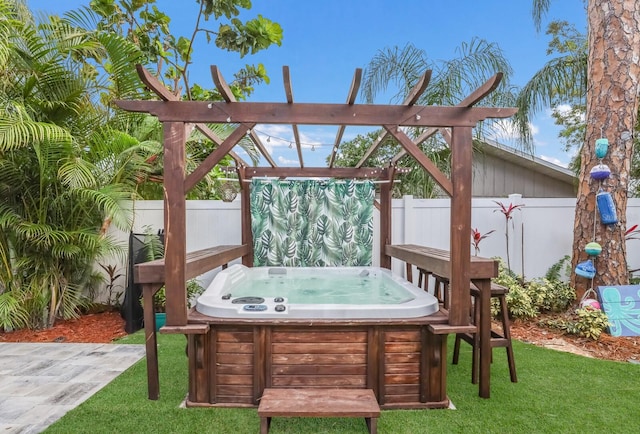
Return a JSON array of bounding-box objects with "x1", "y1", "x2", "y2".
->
[{"x1": 251, "y1": 179, "x2": 375, "y2": 267}]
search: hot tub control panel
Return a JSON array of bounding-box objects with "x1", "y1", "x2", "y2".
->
[{"x1": 225, "y1": 295, "x2": 289, "y2": 315}]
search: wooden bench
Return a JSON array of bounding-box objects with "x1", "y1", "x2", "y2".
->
[{"x1": 258, "y1": 388, "x2": 380, "y2": 434}]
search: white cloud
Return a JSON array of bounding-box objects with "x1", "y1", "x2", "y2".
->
[
  {"x1": 539, "y1": 154, "x2": 569, "y2": 168},
  {"x1": 487, "y1": 119, "x2": 537, "y2": 141},
  {"x1": 278, "y1": 155, "x2": 300, "y2": 166},
  {"x1": 552, "y1": 104, "x2": 572, "y2": 116}
]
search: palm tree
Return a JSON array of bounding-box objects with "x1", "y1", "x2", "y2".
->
[
  {"x1": 522, "y1": 0, "x2": 640, "y2": 296},
  {"x1": 0, "y1": 0, "x2": 146, "y2": 329},
  {"x1": 64, "y1": 1, "x2": 278, "y2": 198},
  {"x1": 338, "y1": 39, "x2": 517, "y2": 198}
]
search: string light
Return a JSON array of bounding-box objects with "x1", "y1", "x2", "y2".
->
[{"x1": 251, "y1": 128, "x2": 331, "y2": 150}]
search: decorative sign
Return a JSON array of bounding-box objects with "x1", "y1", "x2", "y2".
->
[{"x1": 596, "y1": 285, "x2": 640, "y2": 337}]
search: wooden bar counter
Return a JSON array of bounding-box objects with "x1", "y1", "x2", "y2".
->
[{"x1": 385, "y1": 244, "x2": 499, "y2": 399}]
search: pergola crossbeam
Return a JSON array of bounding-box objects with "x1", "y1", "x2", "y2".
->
[
  {"x1": 244, "y1": 167, "x2": 386, "y2": 179},
  {"x1": 211, "y1": 66, "x2": 277, "y2": 167},
  {"x1": 329, "y1": 68, "x2": 362, "y2": 167},
  {"x1": 114, "y1": 100, "x2": 516, "y2": 126},
  {"x1": 355, "y1": 70, "x2": 432, "y2": 168}
]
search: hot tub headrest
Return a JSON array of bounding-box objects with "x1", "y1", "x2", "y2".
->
[{"x1": 269, "y1": 267, "x2": 287, "y2": 276}]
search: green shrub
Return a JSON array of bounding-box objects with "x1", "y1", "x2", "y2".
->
[
  {"x1": 544, "y1": 254, "x2": 572, "y2": 282},
  {"x1": 538, "y1": 307, "x2": 610, "y2": 340},
  {"x1": 153, "y1": 279, "x2": 204, "y2": 313},
  {"x1": 492, "y1": 257, "x2": 576, "y2": 320},
  {"x1": 493, "y1": 267, "x2": 538, "y2": 319},
  {"x1": 570, "y1": 307, "x2": 611, "y2": 340},
  {"x1": 526, "y1": 278, "x2": 576, "y2": 313}
]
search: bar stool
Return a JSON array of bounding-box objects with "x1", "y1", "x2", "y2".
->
[
  {"x1": 416, "y1": 268, "x2": 448, "y2": 308},
  {"x1": 452, "y1": 282, "x2": 517, "y2": 384},
  {"x1": 417, "y1": 267, "x2": 431, "y2": 290},
  {"x1": 432, "y1": 275, "x2": 449, "y2": 308}
]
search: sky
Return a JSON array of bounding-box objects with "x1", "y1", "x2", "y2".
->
[{"x1": 28, "y1": 0, "x2": 587, "y2": 168}]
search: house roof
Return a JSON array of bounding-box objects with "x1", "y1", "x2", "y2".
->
[{"x1": 478, "y1": 138, "x2": 576, "y2": 185}]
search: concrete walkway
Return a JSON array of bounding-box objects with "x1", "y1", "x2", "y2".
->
[{"x1": 0, "y1": 343, "x2": 145, "y2": 434}]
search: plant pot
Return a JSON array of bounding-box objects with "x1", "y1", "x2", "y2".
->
[{"x1": 155, "y1": 312, "x2": 166, "y2": 331}]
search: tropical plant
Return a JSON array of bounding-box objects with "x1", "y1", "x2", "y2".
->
[
  {"x1": 545, "y1": 254, "x2": 572, "y2": 281},
  {"x1": 98, "y1": 263, "x2": 124, "y2": 308},
  {"x1": 153, "y1": 279, "x2": 204, "y2": 313},
  {"x1": 332, "y1": 39, "x2": 517, "y2": 198},
  {"x1": 539, "y1": 306, "x2": 610, "y2": 340},
  {"x1": 0, "y1": 0, "x2": 140, "y2": 328},
  {"x1": 526, "y1": 277, "x2": 576, "y2": 313},
  {"x1": 493, "y1": 257, "x2": 577, "y2": 320},
  {"x1": 471, "y1": 228, "x2": 495, "y2": 256},
  {"x1": 493, "y1": 201, "x2": 524, "y2": 272},
  {"x1": 521, "y1": 0, "x2": 640, "y2": 298}
]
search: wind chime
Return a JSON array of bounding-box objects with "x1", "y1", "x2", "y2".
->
[{"x1": 574, "y1": 135, "x2": 617, "y2": 309}]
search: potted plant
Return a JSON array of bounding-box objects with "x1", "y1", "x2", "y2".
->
[{"x1": 153, "y1": 279, "x2": 204, "y2": 330}]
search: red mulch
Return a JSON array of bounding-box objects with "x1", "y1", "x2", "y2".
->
[
  {"x1": 0, "y1": 310, "x2": 128, "y2": 344},
  {"x1": 0, "y1": 311, "x2": 638, "y2": 362},
  {"x1": 510, "y1": 316, "x2": 640, "y2": 362}
]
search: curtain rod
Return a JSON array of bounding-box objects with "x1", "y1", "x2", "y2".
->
[{"x1": 236, "y1": 178, "x2": 398, "y2": 184}]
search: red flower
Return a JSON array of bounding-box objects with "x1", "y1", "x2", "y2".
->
[
  {"x1": 471, "y1": 228, "x2": 495, "y2": 255},
  {"x1": 493, "y1": 201, "x2": 524, "y2": 220}
]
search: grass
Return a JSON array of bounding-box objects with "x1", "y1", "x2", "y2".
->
[{"x1": 45, "y1": 333, "x2": 640, "y2": 434}]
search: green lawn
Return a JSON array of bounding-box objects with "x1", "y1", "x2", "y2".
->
[{"x1": 45, "y1": 332, "x2": 640, "y2": 434}]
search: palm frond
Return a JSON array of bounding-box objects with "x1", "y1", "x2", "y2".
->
[
  {"x1": 362, "y1": 43, "x2": 431, "y2": 104},
  {"x1": 0, "y1": 107, "x2": 71, "y2": 150},
  {"x1": 514, "y1": 52, "x2": 588, "y2": 144}
]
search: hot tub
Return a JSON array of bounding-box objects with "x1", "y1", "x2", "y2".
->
[
  {"x1": 187, "y1": 265, "x2": 450, "y2": 410},
  {"x1": 196, "y1": 264, "x2": 439, "y2": 319}
]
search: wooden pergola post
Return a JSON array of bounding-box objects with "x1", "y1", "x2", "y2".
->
[
  {"x1": 448, "y1": 126, "x2": 473, "y2": 326},
  {"x1": 238, "y1": 167, "x2": 253, "y2": 266},
  {"x1": 164, "y1": 122, "x2": 188, "y2": 326},
  {"x1": 379, "y1": 167, "x2": 394, "y2": 269}
]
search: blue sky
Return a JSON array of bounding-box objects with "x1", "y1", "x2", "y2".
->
[{"x1": 29, "y1": 0, "x2": 586, "y2": 168}]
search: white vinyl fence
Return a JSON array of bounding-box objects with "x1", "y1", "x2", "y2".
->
[{"x1": 105, "y1": 196, "x2": 640, "y2": 300}]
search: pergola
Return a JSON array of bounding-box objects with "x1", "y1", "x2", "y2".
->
[{"x1": 117, "y1": 64, "x2": 517, "y2": 405}]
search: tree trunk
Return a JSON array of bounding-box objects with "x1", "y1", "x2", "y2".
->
[{"x1": 570, "y1": 0, "x2": 640, "y2": 298}]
